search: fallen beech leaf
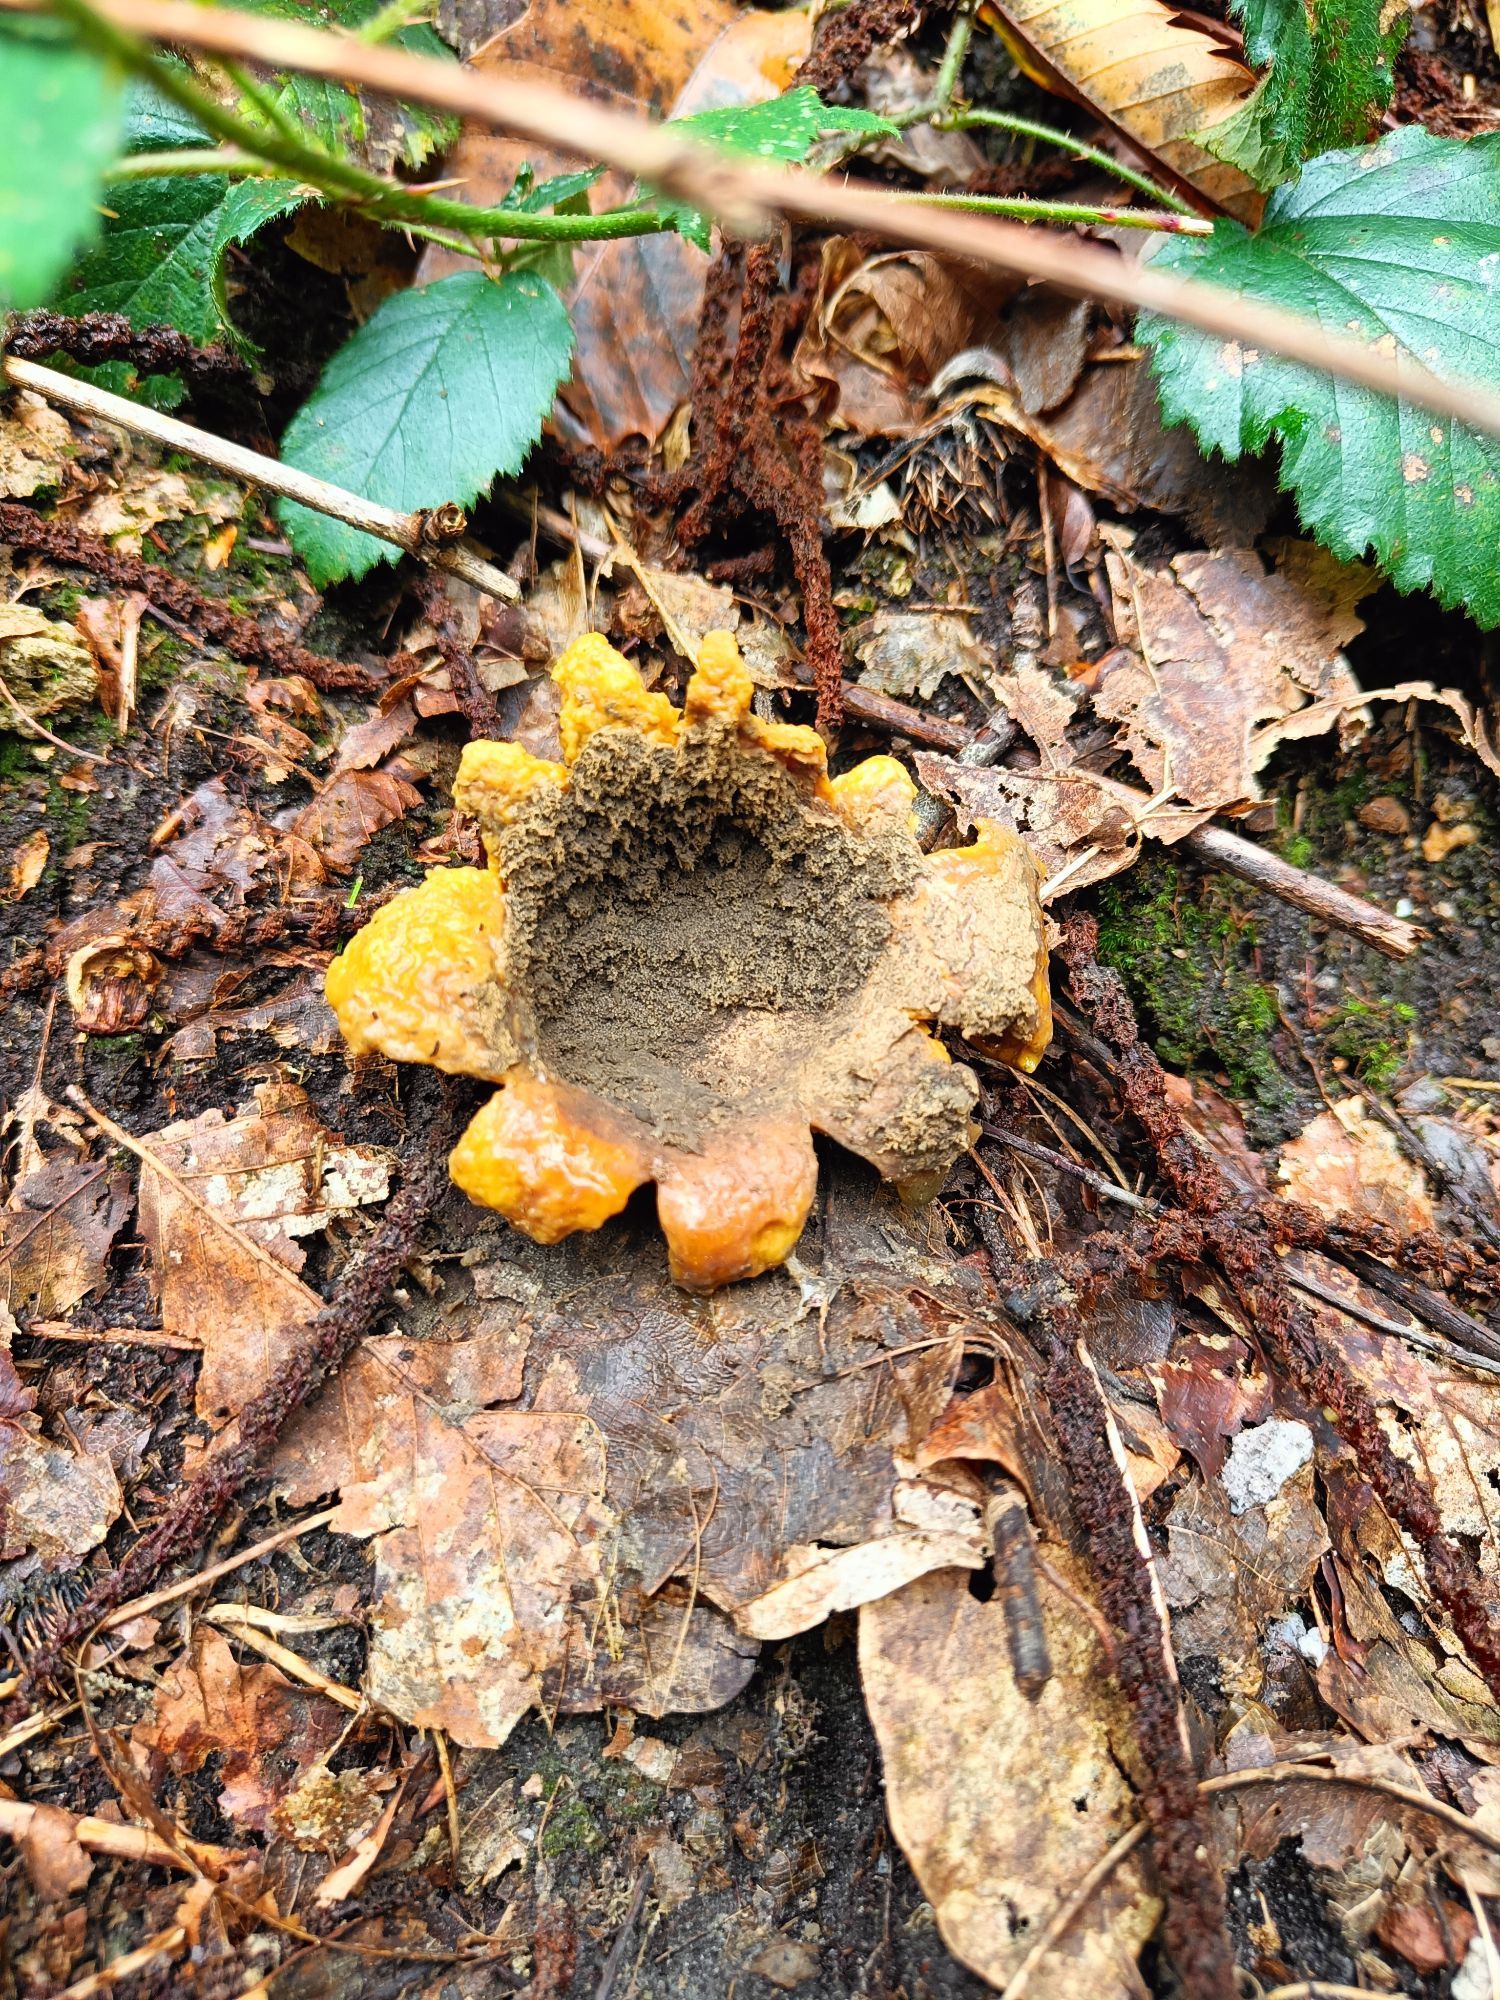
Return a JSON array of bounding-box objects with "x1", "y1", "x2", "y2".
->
[
  {"x1": 272, "y1": 1164, "x2": 1005, "y2": 1747},
  {"x1": 131, "y1": 1628, "x2": 344, "y2": 1833},
  {"x1": 861, "y1": 1559, "x2": 1161, "y2": 1996},
  {"x1": 0, "y1": 1155, "x2": 131, "y2": 1317},
  {"x1": 1098, "y1": 533, "x2": 1368, "y2": 809},
  {"x1": 1278, "y1": 1100, "x2": 1435, "y2": 1234},
  {"x1": 8, "y1": 829, "x2": 48, "y2": 899},
  {"x1": 291, "y1": 766, "x2": 422, "y2": 874},
  {"x1": 136, "y1": 1081, "x2": 391, "y2": 1425},
  {"x1": 978, "y1": 0, "x2": 1262, "y2": 221}
]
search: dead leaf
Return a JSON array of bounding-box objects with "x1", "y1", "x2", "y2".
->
[
  {"x1": 0, "y1": 391, "x2": 76, "y2": 499},
  {"x1": 792, "y1": 241, "x2": 1022, "y2": 434},
  {"x1": 136, "y1": 1082, "x2": 391, "y2": 1425},
  {"x1": 0, "y1": 603, "x2": 96, "y2": 716},
  {"x1": 271, "y1": 1169, "x2": 1004, "y2": 1747},
  {"x1": 0, "y1": 1155, "x2": 131, "y2": 1317},
  {"x1": 314, "y1": 1784, "x2": 404, "y2": 1907},
  {"x1": 1146, "y1": 1332, "x2": 1271, "y2": 1479},
  {"x1": 290, "y1": 767, "x2": 422, "y2": 873},
  {"x1": 1278, "y1": 1100, "x2": 1436, "y2": 1234},
  {"x1": 855, "y1": 609, "x2": 985, "y2": 701},
  {"x1": 8, "y1": 829, "x2": 48, "y2": 899},
  {"x1": 860, "y1": 1557, "x2": 1162, "y2": 1997},
  {"x1": 131, "y1": 1628, "x2": 344, "y2": 1833},
  {"x1": 977, "y1": 0, "x2": 1262, "y2": 221},
  {"x1": 20, "y1": 1803, "x2": 94, "y2": 1902},
  {"x1": 1160, "y1": 1459, "x2": 1328, "y2": 1689},
  {"x1": 1098, "y1": 535, "x2": 1369, "y2": 809},
  {"x1": 0, "y1": 1304, "x2": 122, "y2": 1567},
  {"x1": 75, "y1": 469, "x2": 239, "y2": 555}
]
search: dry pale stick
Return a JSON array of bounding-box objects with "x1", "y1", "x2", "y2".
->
[{"x1": 3, "y1": 356, "x2": 521, "y2": 603}]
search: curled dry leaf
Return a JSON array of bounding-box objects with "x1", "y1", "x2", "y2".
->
[
  {"x1": 136, "y1": 1081, "x2": 391, "y2": 1426},
  {"x1": 860, "y1": 1558, "x2": 1162, "y2": 1998},
  {"x1": 1099, "y1": 534, "x2": 1370, "y2": 811},
  {"x1": 8, "y1": 829, "x2": 48, "y2": 900},
  {"x1": 325, "y1": 632, "x2": 1051, "y2": 1290},
  {"x1": 131, "y1": 1628, "x2": 345, "y2": 1834},
  {"x1": 977, "y1": 0, "x2": 1262, "y2": 221},
  {"x1": 272, "y1": 1165, "x2": 996, "y2": 1747}
]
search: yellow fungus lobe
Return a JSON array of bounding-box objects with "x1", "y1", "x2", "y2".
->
[
  {"x1": 684, "y1": 629, "x2": 755, "y2": 723},
  {"x1": 450, "y1": 1070, "x2": 650, "y2": 1243},
  {"x1": 829, "y1": 755, "x2": 919, "y2": 831},
  {"x1": 553, "y1": 630, "x2": 680, "y2": 762},
  {"x1": 454, "y1": 738, "x2": 566, "y2": 824},
  {"x1": 324, "y1": 867, "x2": 511, "y2": 1080}
]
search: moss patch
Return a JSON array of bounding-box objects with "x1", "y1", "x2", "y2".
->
[{"x1": 1096, "y1": 860, "x2": 1291, "y2": 1115}]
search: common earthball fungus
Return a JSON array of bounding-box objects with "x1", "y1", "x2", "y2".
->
[{"x1": 325, "y1": 631, "x2": 1051, "y2": 1290}]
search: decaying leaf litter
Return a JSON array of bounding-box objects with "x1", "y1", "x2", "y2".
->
[{"x1": 4, "y1": 0, "x2": 1500, "y2": 1994}]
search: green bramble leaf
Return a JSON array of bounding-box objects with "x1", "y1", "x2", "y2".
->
[
  {"x1": 237, "y1": 0, "x2": 459, "y2": 170},
  {"x1": 0, "y1": 21, "x2": 120, "y2": 310},
  {"x1": 651, "y1": 89, "x2": 900, "y2": 252},
  {"x1": 278, "y1": 270, "x2": 573, "y2": 586},
  {"x1": 1141, "y1": 126, "x2": 1500, "y2": 625},
  {"x1": 1202, "y1": 0, "x2": 1406, "y2": 188}
]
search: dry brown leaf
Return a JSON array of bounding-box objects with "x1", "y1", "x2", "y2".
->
[
  {"x1": 131, "y1": 1628, "x2": 345, "y2": 1833},
  {"x1": 1146, "y1": 1331, "x2": 1271, "y2": 1479},
  {"x1": 19, "y1": 1803, "x2": 94, "y2": 1903},
  {"x1": 8, "y1": 829, "x2": 48, "y2": 900},
  {"x1": 792, "y1": 240, "x2": 1022, "y2": 434},
  {"x1": 290, "y1": 767, "x2": 422, "y2": 874},
  {"x1": 0, "y1": 1154, "x2": 131, "y2": 1317},
  {"x1": 420, "y1": 1, "x2": 806, "y2": 449},
  {"x1": 137, "y1": 1082, "x2": 391, "y2": 1425},
  {"x1": 271, "y1": 1169, "x2": 1002, "y2": 1747},
  {"x1": 860, "y1": 1558, "x2": 1162, "y2": 1997},
  {"x1": 0, "y1": 1304, "x2": 122, "y2": 1568},
  {"x1": 1160, "y1": 1459, "x2": 1328, "y2": 1690},
  {"x1": 75, "y1": 469, "x2": 239, "y2": 555},
  {"x1": 1098, "y1": 534, "x2": 1369, "y2": 810},
  {"x1": 0, "y1": 391, "x2": 76, "y2": 500},
  {"x1": 1278, "y1": 1100, "x2": 1436, "y2": 1234},
  {"x1": 75, "y1": 592, "x2": 147, "y2": 735},
  {"x1": 978, "y1": 0, "x2": 1262, "y2": 221}
]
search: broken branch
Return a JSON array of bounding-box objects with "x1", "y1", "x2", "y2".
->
[{"x1": 3, "y1": 355, "x2": 521, "y2": 605}]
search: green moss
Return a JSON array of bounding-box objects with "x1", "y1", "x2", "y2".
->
[
  {"x1": 1322, "y1": 995, "x2": 1416, "y2": 1089},
  {"x1": 1096, "y1": 860, "x2": 1291, "y2": 1113},
  {"x1": 539, "y1": 1790, "x2": 605, "y2": 1859}
]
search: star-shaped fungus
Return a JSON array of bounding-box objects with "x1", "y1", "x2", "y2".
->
[{"x1": 326, "y1": 632, "x2": 1051, "y2": 1290}]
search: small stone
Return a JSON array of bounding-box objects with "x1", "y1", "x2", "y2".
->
[
  {"x1": 1357, "y1": 795, "x2": 1410, "y2": 835},
  {"x1": 1221, "y1": 1419, "x2": 1314, "y2": 1515}
]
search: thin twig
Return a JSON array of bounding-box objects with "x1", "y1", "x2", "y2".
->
[
  {"x1": 11, "y1": 0, "x2": 1500, "y2": 436},
  {"x1": 4, "y1": 356, "x2": 521, "y2": 604},
  {"x1": 980, "y1": 1122, "x2": 1156, "y2": 1212},
  {"x1": 99, "y1": 1507, "x2": 340, "y2": 1630}
]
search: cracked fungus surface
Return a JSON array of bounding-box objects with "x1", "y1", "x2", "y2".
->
[{"x1": 326, "y1": 632, "x2": 1052, "y2": 1289}]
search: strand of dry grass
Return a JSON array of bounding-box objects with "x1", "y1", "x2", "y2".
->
[
  {"x1": 3, "y1": 356, "x2": 521, "y2": 603},
  {"x1": 9, "y1": 0, "x2": 1500, "y2": 436}
]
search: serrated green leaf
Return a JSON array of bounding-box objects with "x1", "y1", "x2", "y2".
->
[
  {"x1": 650, "y1": 89, "x2": 899, "y2": 249},
  {"x1": 55, "y1": 171, "x2": 305, "y2": 406},
  {"x1": 1202, "y1": 0, "x2": 1406, "y2": 188},
  {"x1": 278, "y1": 271, "x2": 573, "y2": 587},
  {"x1": 0, "y1": 22, "x2": 120, "y2": 310},
  {"x1": 121, "y1": 69, "x2": 208, "y2": 151},
  {"x1": 237, "y1": 0, "x2": 457, "y2": 168},
  {"x1": 1141, "y1": 126, "x2": 1500, "y2": 625}
]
